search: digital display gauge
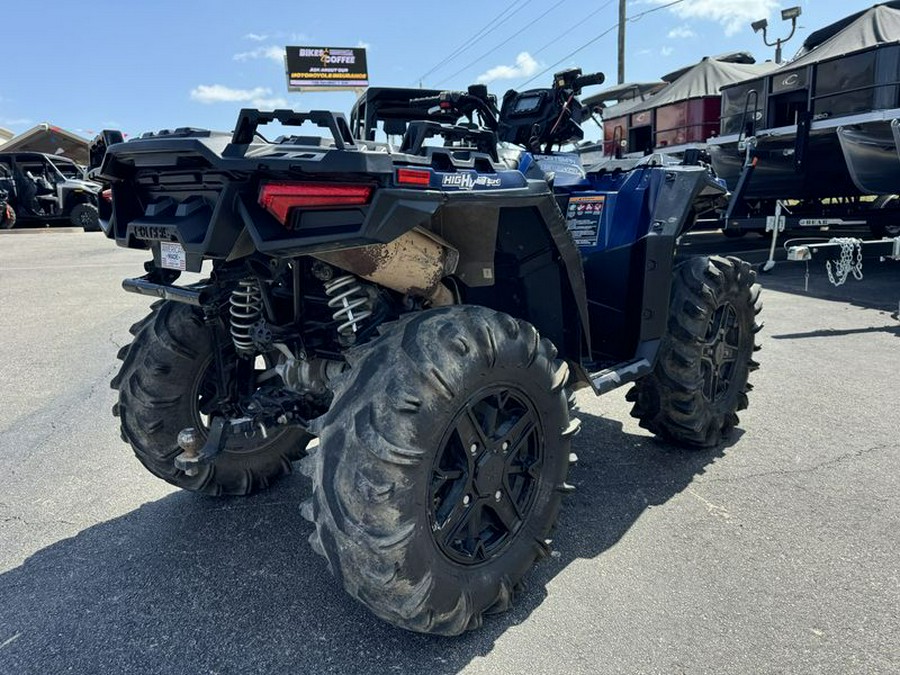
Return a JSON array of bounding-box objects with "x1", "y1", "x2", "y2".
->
[{"x1": 513, "y1": 93, "x2": 543, "y2": 113}]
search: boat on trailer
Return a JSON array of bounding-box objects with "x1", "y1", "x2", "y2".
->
[
  {"x1": 580, "y1": 53, "x2": 777, "y2": 166},
  {"x1": 578, "y1": 80, "x2": 665, "y2": 165},
  {"x1": 709, "y1": 2, "x2": 900, "y2": 203}
]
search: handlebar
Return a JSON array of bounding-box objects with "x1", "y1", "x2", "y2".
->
[
  {"x1": 408, "y1": 90, "x2": 499, "y2": 130},
  {"x1": 573, "y1": 72, "x2": 605, "y2": 91},
  {"x1": 408, "y1": 95, "x2": 443, "y2": 107}
]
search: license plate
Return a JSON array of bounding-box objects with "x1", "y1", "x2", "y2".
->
[{"x1": 160, "y1": 242, "x2": 186, "y2": 271}]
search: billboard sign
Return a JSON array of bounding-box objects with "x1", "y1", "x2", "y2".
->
[{"x1": 285, "y1": 46, "x2": 368, "y2": 90}]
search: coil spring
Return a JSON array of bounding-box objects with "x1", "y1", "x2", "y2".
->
[
  {"x1": 229, "y1": 279, "x2": 262, "y2": 354},
  {"x1": 324, "y1": 275, "x2": 373, "y2": 336}
]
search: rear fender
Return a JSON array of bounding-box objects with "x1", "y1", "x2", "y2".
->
[{"x1": 429, "y1": 190, "x2": 591, "y2": 377}]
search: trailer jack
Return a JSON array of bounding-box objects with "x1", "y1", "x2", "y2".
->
[{"x1": 762, "y1": 200, "x2": 789, "y2": 272}]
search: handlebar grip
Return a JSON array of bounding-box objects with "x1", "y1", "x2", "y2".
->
[
  {"x1": 574, "y1": 72, "x2": 605, "y2": 90},
  {"x1": 409, "y1": 96, "x2": 442, "y2": 106}
]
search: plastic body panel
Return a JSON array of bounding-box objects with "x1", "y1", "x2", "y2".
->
[
  {"x1": 97, "y1": 103, "x2": 725, "y2": 387},
  {"x1": 555, "y1": 163, "x2": 726, "y2": 365}
]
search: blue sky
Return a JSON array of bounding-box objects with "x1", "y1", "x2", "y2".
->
[{"x1": 0, "y1": 0, "x2": 868, "y2": 140}]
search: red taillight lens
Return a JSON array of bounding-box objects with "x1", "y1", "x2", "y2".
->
[
  {"x1": 396, "y1": 168, "x2": 431, "y2": 187},
  {"x1": 101, "y1": 188, "x2": 112, "y2": 202},
  {"x1": 258, "y1": 181, "x2": 373, "y2": 224}
]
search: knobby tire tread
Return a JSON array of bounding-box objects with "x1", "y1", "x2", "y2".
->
[
  {"x1": 301, "y1": 306, "x2": 576, "y2": 635},
  {"x1": 111, "y1": 300, "x2": 310, "y2": 496},
  {"x1": 627, "y1": 255, "x2": 762, "y2": 448}
]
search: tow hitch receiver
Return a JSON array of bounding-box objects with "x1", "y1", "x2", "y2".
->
[
  {"x1": 174, "y1": 419, "x2": 230, "y2": 476},
  {"x1": 174, "y1": 404, "x2": 308, "y2": 475}
]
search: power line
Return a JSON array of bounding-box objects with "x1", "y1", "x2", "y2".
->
[
  {"x1": 532, "y1": 0, "x2": 616, "y2": 57},
  {"x1": 435, "y1": 0, "x2": 569, "y2": 87},
  {"x1": 516, "y1": 0, "x2": 686, "y2": 89},
  {"x1": 414, "y1": 0, "x2": 532, "y2": 85},
  {"x1": 517, "y1": 24, "x2": 619, "y2": 89},
  {"x1": 627, "y1": 0, "x2": 687, "y2": 23}
]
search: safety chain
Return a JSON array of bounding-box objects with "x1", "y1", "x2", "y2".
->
[{"x1": 825, "y1": 237, "x2": 863, "y2": 287}]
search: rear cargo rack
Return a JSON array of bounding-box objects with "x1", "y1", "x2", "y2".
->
[{"x1": 231, "y1": 109, "x2": 356, "y2": 149}]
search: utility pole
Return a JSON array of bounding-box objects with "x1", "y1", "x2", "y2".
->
[{"x1": 617, "y1": 0, "x2": 626, "y2": 84}]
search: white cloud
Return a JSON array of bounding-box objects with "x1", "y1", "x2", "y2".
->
[
  {"x1": 190, "y1": 84, "x2": 288, "y2": 108},
  {"x1": 233, "y1": 45, "x2": 284, "y2": 63},
  {"x1": 476, "y1": 52, "x2": 540, "y2": 83},
  {"x1": 244, "y1": 33, "x2": 268, "y2": 41},
  {"x1": 667, "y1": 25, "x2": 696, "y2": 39},
  {"x1": 661, "y1": 46, "x2": 675, "y2": 57},
  {"x1": 648, "y1": 0, "x2": 778, "y2": 36}
]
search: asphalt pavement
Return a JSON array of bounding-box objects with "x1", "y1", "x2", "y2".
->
[{"x1": 0, "y1": 228, "x2": 897, "y2": 674}]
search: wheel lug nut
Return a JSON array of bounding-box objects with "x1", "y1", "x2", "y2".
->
[
  {"x1": 463, "y1": 495, "x2": 470, "y2": 506},
  {"x1": 494, "y1": 490, "x2": 502, "y2": 501}
]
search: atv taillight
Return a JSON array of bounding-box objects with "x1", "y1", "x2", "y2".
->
[
  {"x1": 258, "y1": 181, "x2": 374, "y2": 224},
  {"x1": 101, "y1": 189, "x2": 112, "y2": 202},
  {"x1": 396, "y1": 168, "x2": 431, "y2": 186}
]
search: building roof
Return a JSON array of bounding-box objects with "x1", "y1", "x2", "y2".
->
[{"x1": 0, "y1": 124, "x2": 90, "y2": 164}]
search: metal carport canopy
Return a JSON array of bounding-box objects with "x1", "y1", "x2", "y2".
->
[{"x1": 0, "y1": 124, "x2": 90, "y2": 164}]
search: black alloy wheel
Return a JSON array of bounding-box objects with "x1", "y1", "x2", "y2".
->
[
  {"x1": 429, "y1": 386, "x2": 543, "y2": 565},
  {"x1": 700, "y1": 301, "x2": 742, "y2": 404}
]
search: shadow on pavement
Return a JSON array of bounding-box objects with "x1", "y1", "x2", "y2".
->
[
  {"x1": 0, "y1": 413, "x2": 736, "y2": 674},
  {"x1": 679, "y1": 229, "x2": 900, "y2": 314},
  {"x1": 770, "y1": 323, "x2": 900, "y2": 340},
  {"x1": 757, "y1": 260, "x2": 900, "y2": 314}
]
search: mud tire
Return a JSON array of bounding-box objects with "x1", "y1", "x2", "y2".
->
[
  {"x1": 301, "y1": 306, "x2": 576, "y2": 635},
  {"x1": 0, "y1": 205, "x2": 15, "y2": 230},
  {"x1": 112, "y1": 300, "x2": 311, "y2": 495},
  {"x1": 70, "y1": 202, "x2": 100, "y2": 231},
  {"x1": 627, "y1": 255, "x2": 762, "y2": 448}
]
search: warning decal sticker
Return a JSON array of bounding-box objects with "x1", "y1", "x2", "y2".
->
[{"x1": 565, "y1": 194, "x2": 605, "y2": 247}]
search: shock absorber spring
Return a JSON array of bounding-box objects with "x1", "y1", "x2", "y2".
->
[
  {"x1": 323, "y1": 275, "x2": 373, "y2": 337},
  {"x1": 229, "y1": 278, "x2": 262, "y2": 354}
]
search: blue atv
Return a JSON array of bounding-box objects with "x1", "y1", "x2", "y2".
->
[{"x1": 91, "y1": 67, "x2": 761, "y2": 636}]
